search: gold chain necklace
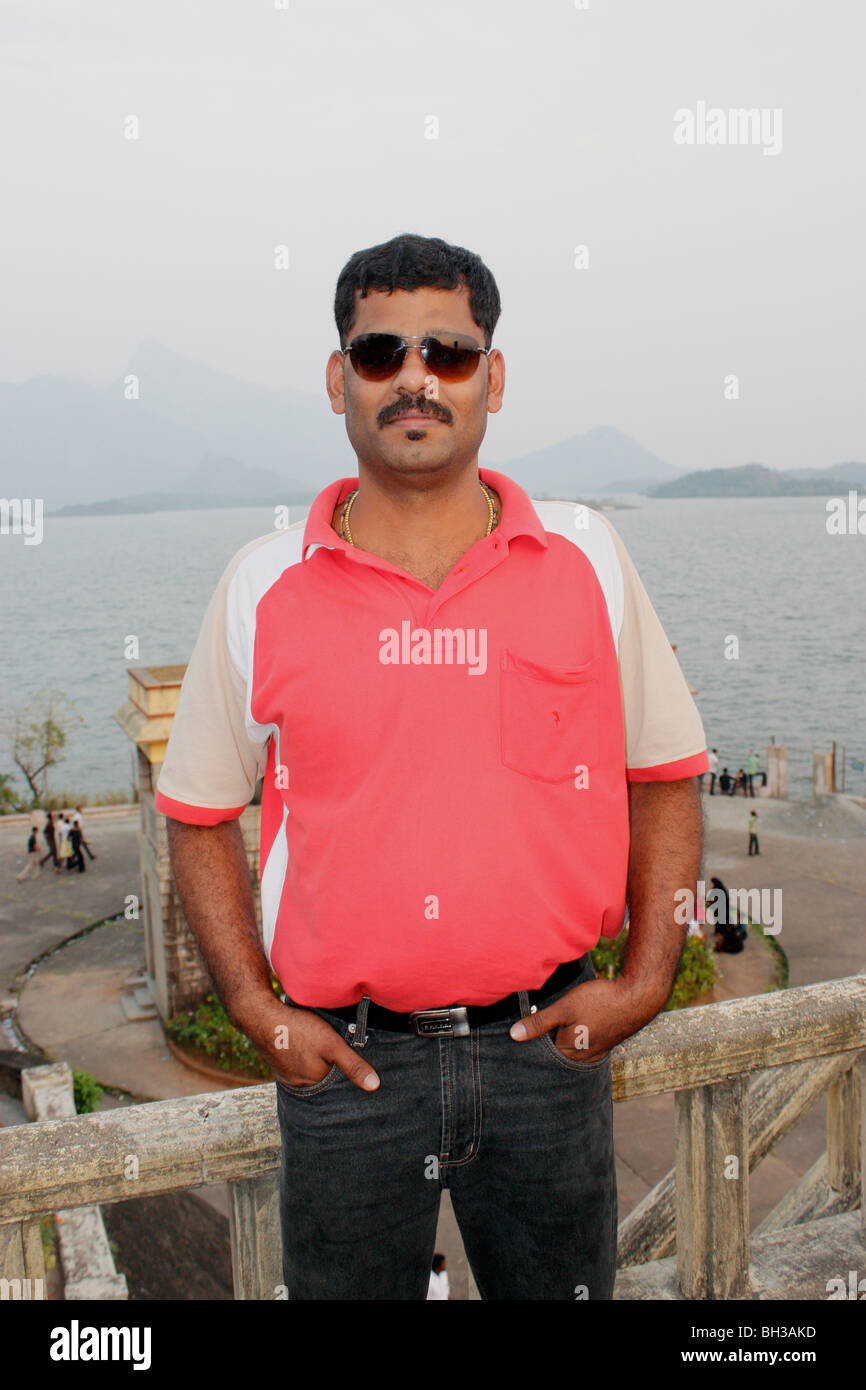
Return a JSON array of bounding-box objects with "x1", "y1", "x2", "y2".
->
[{"x1": 341, "y1": 480, "x2": 497, "y2": 547}]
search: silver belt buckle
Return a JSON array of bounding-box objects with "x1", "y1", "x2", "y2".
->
[{"x1": 409, "y1": 1006, "x2": 470, "y2": 1038}]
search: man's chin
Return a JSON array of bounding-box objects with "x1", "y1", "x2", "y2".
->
[{"x1": 374, "y1": 449, "x2": 456, "y2": 476}]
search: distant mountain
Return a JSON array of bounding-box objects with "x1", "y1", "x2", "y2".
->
[
  {"x1": 504, "y1": 426, "x2": 681, "y2": 496},
  {"x1": 182, "y1": 454, "x2": 308, "y2": 498},
  {"x1": 115, "y1": 341, "x2": 351, "y2": 487},
  {"x1": 48, "y1": 454, "x2": 316, "y2": 516},
  {"x1": 0, "y1": 341, "x2": 354, "y2": 508},
  {"x1": 52, "y1": 490, "x2": 314, "y2": 518},
  {"x1": 11, "y1": 340, "x2": 858, "y2": 510},
  {"x1": 651, "y1": 464, "x2": 863, "y2": 498},
  {"x1": 3, "y1": 345, "x2": 681, "y2": 508},
  {"x1": 785, "y1": 462, "x2": 866, "y2": 486}
]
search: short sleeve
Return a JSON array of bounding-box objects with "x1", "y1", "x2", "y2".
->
[
  {"x1": 154, "y1": 546, "x2": 270, "y2": 824},
  {"x1": 599, "y1": 517, "x2": 709, "y2": 781}
]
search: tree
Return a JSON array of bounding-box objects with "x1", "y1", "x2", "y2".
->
[
  {"x1": 0, "y1": 772, "x2": 21, "y2": 815},
  {"x1": 2, "y1": 688, "x2": 83, "y2": 808}
]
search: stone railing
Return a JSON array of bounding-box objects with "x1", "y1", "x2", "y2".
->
[
  {"x1": 1, "y1": 973, "x2": 864, "y2": 1300},
  {"x1": 17, "y1": 1062, "x2": 128, "y2": 1300}
]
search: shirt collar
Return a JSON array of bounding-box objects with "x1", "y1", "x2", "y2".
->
[{"x1": 301, "y1": 466, "x2": 548, "y2": 559}]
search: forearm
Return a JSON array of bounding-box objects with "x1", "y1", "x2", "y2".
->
[
  {"x1": 621, "y1": 777, "x2": 703, "y2": 1011},
  {"x1": 165, "y1": 817, "x2": 273, "y2": 1021}
]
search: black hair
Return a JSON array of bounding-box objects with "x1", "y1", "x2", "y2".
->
[
  {"x1": 431, "y1": 1253, "x2": 446, "y2": 1273},
  {"x1": 334, "y1": 233, "x2": 501, "y2": 350}
]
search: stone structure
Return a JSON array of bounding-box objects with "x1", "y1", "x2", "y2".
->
[
  {"x1": 114, "y1": 665, "x2": 262, "y2": 1022},
  {"x1": 813, "y1": 750, "x2": 836, "y2": 798},
  {"x1": 21, "y1": 1061, "x2": 127, "y2": 1299},
  {"x1": 765, "y1": 743, "x2": 788, "y2": 798}
]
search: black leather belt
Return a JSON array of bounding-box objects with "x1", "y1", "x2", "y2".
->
[{"x1": 323, "y1": 955, "x2": 589, "y2": 1038}]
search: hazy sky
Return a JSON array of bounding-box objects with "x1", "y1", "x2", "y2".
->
[{"x1": 2, "y1": 0, "x2": 863, "y2": 471}]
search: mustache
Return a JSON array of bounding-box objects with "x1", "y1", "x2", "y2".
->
[{"x1": 379, "y1": 398, "x2": 451, "y2": 426}]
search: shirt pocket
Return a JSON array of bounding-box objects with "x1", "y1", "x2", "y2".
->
[{"x1": 499, "y1": 648, "x2": 599, "y2": 783}]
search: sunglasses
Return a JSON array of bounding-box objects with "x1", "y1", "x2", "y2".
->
[{"x1": 341, "y1": 332, "x2": 491, "y2": 383}]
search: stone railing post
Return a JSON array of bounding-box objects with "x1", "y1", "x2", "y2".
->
[
  {"x1": 766, "y1": 745, "x2": 787, "y2": 799},
  {"x1": 21, "y1": 1062, "x2": 128, "y2": 1299},
  {"x1": 861, "y1": 1062, "x2": 866, "y2": 1247},
  {"x1": 228, "y1": 1171, "x2": 282, "y2": 1299},
  {"x1": 675, "y1": 1075, "x2": 749, "y2": 1299},
  {"x1": 813, "y1": 751, "x2": 834, "y2": 797},
  {"x1": 0, "y1": 1218, "x2": 47, "y2": 1299},
  {"x1": 827, "y1": 1060, "x2": 862, "y2": 1201}
]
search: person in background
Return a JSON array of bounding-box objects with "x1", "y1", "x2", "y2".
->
[
  {"x1": 717, "y1": 918, "x2": 747, "y2": 954},
  {"x1": 705, "y1": 876, "x2": 729, "y2": 939},
  {"x1": 719, "y1": 767, "x2": 732, "y2": 795},
  {"x1": 39, "y1": 811, "x2": 60, "y2": 871},
  {"x1": 748, "y1": 810, "x2": 760, "y2": 856},
  {"x1": 427, "y1": 1253, "x2": 450, "y2": 1300},
  {"x1": 707, "y1": 876, "x2": 746, "y2": 953},
  {"x1": 16, "y1": 827, "x2": 41, "y2": 882},
  {"x1": 707, "y1": 748, "x2": 719, "y2": 795},
  {"x1": 747, "y1": 749, "x2": 761, "y2": 797},
  {"x1": 72, "y1": 807, "x2": 96, "y2": 861},
  {"x1": 69, "y1": 819, "x2": 86, "y2": 873},
  {"x1": 733, "y1": 767, "x2": 748, "y2": 796},
  {"x1": 57, "y1": 815, "x2": 73, "y2": 870}
]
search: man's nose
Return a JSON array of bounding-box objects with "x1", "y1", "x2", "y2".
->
[{"x1": 391, "y1": 344, "x2": 435, "y2": 394}]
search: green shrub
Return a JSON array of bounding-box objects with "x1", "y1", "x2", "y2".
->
[
  {"x1": 592, "y1": 927, "x2": 715, "y2": 1010},
  {"x1": 72, "y1": 1070, "x2": 103, "y2": 1114},
  {"x1": 591, "y1": 928, "x2": 629, "y2": 980},
  {"x1": 165, "y1": 994, "x2": 271, "y2": 1079},
  {"x1": 0, "y1": 772, "x2": 24, "y2": 814},
  {"x1": 664, "y1": 934, "x2": 716, "y2": 1010},
  {"x1": 40, "y1": 1214, "x2": 60, "y2": 1269}
]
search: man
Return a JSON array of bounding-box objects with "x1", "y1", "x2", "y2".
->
[
  {"x1": 15, "y1": 826, "x2": 40, "y2": 882},
  {"x1": 708, "y1": 746, "x2": 719, "y2": 795},
  {"x1": 72, "y1": 807, "x2": 96, "y2": 860},
  {"x1": 706, "y1": 876, "x2": 729, "y2": 938},
  {"x1": 748, "y1": 810, "x2": 760, "y2": 856},
  {"x1": 747, "y1": 748, "x2": 760, "y2": 797},
  {"x1": 427, "y1": 1253, "x2": 450, "y2": 1300},
  {"x1": 39, "y1": 811, "x2": 60, "y2": 871},
  {"x1": 55, "y1": 815, "x2": 71, "y2": 869},
  {"x1": 707, "y1": 876, "x2": 745, "y2": 954},
  {"x1": 69, "y1": 820, "x2": 86, "y2": 874},
  {"x1": 156, "y1": 233, "x2": 707, "y2": 1301}
]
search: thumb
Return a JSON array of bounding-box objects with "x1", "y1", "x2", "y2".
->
[{"x1": 509, "y1": 1000, "x2": 564, "y2": 1042}]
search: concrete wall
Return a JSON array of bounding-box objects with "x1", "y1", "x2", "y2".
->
[{"x1": 136, "y1": 771, "x2": 263, "y2": 1020}]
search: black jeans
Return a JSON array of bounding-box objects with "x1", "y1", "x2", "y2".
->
[{"x1": 276, "y1": 954, "x2": 617, "y2": 1300}]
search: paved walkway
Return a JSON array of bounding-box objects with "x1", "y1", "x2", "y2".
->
[
  {"x1": 2, "y1": 789, "x2": 864, "y2": 1299},
  {"x1": 0, "y1": 808, "x2": 140, "y2": 1000}
]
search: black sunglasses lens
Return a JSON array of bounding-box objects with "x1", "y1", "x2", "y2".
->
[
  {"x1": 349, "y1": 335, "x2": 405, "y2": 379},
  {"x1": 347, "y1": 334, "x2": 483, "y2": 381},
  {"x1": 422, "y1": 339, "x2": 481, "y2": 380}
]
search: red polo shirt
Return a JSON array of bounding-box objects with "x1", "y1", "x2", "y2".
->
[{"x1": 155, "y1": 468, "x2": 708, "y2": 1010}]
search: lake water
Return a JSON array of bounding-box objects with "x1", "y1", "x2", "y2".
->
[{"x1": 1, "y1": 494, "x2": 863, "y2": 804}]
